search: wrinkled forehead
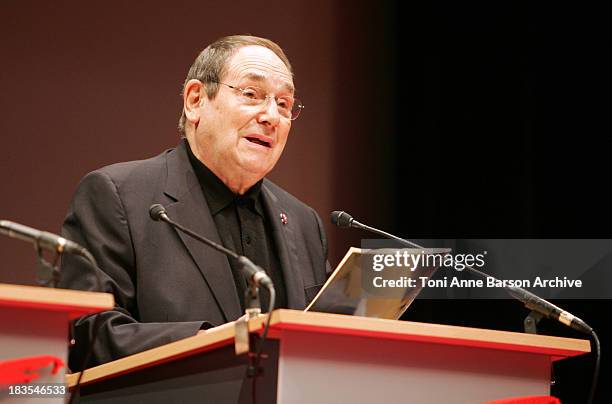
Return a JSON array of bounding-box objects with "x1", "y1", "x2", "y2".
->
[{"x1": 223, "y1": 45, "x2": 294, "y2": 93}]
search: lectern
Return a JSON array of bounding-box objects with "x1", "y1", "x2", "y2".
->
[
  {"x1": 0, "y1": 283, "x2": 113, "y2": 403},
  {"x1": 66, "y1": 310, "x2": 590, "y2": 403}
]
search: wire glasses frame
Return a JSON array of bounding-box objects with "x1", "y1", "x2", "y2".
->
[{"x1": 213, "y1": 81, "x2": 304, "y2": 120}]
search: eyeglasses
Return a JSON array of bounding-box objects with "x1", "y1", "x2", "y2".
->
[{"x1": 214, "y1": 81, "x2": 304, "y2": 120}]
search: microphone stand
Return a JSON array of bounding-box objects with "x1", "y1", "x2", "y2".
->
[
  {"x1": 34, "y1": 241, "x2": 61, "y2": 288},
  {"x1": 149, "y1": 204, "x2": 276, "y2": 401}
]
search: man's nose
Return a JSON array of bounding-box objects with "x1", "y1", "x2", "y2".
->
[{"x1": 257, "y1": 97, "x2": 281, "y2": 127}]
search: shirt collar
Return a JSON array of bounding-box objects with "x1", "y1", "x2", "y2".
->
[{"x1": 184, "y1": 139, "x2": 264, "y2": 216}]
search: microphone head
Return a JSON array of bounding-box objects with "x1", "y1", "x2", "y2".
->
[
  {"x1": 331, "y1": 211, "x2": 354, "y2": 228},
  {"x1": 149, "y1": 204, "x2": 167, "y2": 221}
]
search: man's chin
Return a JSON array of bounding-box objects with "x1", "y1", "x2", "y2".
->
[{"x1": 238, "y1": 159, "x2": 273, "y2": 181}]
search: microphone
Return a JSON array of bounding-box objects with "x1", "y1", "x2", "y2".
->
[
  {"x1": 149, "y1": 204, "x2": 273, "y2": 289},
  {"x1": 330, "y1": 211, "x2": 355, "y2": 228},
  {"x1": 330, "y1": 210, "x2": 593, "y2": 335},
  {"x1": 0, "y1": 220, "x2": 89, "y2": 257},
  {"x1": 331, "y1": 211, "x2": 422, "y2": 249}
]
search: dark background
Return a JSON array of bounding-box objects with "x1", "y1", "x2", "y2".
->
[{"x1": 1, "y1": 1, "x2": 609, "y2": 402}]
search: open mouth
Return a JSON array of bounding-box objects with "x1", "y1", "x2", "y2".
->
[{"x1": 245, "y1": 136, "x2": 272, "y2": 148}]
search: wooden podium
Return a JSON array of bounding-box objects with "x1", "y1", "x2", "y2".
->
[
  {"x1": 66, "y1": 309, "x2": 590, "y2": 403},
  {"x1": 0, "y1": 283, "x2": 113, "y2": 403}
]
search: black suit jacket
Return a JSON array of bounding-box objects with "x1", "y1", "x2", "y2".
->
[{"x1": 59, "y1": 142, "x2": 329, "y2": 369}]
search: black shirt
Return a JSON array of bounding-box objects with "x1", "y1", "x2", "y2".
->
[{"x1": 184, "y1": 139, "x2": 287, "y2": 312}]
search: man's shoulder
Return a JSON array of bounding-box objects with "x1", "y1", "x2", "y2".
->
[
  {"x1": 76, "y1": 147, "x2": 176, "y2": 190},
  {"x1": 94, "y1": 148, "x2": 172, "y2": 179}
]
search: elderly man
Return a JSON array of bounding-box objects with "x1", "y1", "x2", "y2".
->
[{"x1": 59, "y1": 35, "x2": 329, "y2": 370}]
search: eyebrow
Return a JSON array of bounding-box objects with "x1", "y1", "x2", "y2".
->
[{"x1": 242, "y1": 72, "x2": 295, "y2": 93}]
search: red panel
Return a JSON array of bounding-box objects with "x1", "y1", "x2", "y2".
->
[{"x1": 0, "y1": 355, "x2": 64, "y2": 386}]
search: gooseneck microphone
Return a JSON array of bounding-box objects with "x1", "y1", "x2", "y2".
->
[
  {"x1": 331, "y1": 211, "x2": 422, "y2": 249},
  {"x1": 149, "y1": 203, "x2": 277, "y2": 387},
  {"x1": 330, "y1": 210, "x2": 592, "y2": 334},
  {"x1": 0, "y1": 220, "x2": 94, "y2": 260},
  {"x1": 149, "y1": 204, "x2": 273, "y2": 289}
]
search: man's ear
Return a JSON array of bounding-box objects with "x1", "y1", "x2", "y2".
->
[{"x1": 183, "y1": 79, "x2": 205, "y2": 127}]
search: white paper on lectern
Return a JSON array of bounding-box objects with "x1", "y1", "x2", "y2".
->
[{"x1": 305, "y1": 247, "x2": 450, "y2": 319}]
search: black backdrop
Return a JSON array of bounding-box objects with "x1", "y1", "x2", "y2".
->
[{"x1": 385, "y1": 3, "x2": 611, "y2": 403}]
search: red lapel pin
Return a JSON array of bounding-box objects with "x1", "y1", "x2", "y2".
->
[{"x1": 280, "y1": 212, "x2": 288, "y2": 225}]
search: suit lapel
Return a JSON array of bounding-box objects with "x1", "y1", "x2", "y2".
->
[
  {"x1": 162, "y1": 143, "x2": 242, "y2": 322},
  {"x1": 261, "y1": 181, "x2": 306, "y2": 309}
]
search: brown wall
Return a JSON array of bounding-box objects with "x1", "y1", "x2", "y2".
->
[{"x1": 0, "y1": 1, "x2": 390, "y2": 284}]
